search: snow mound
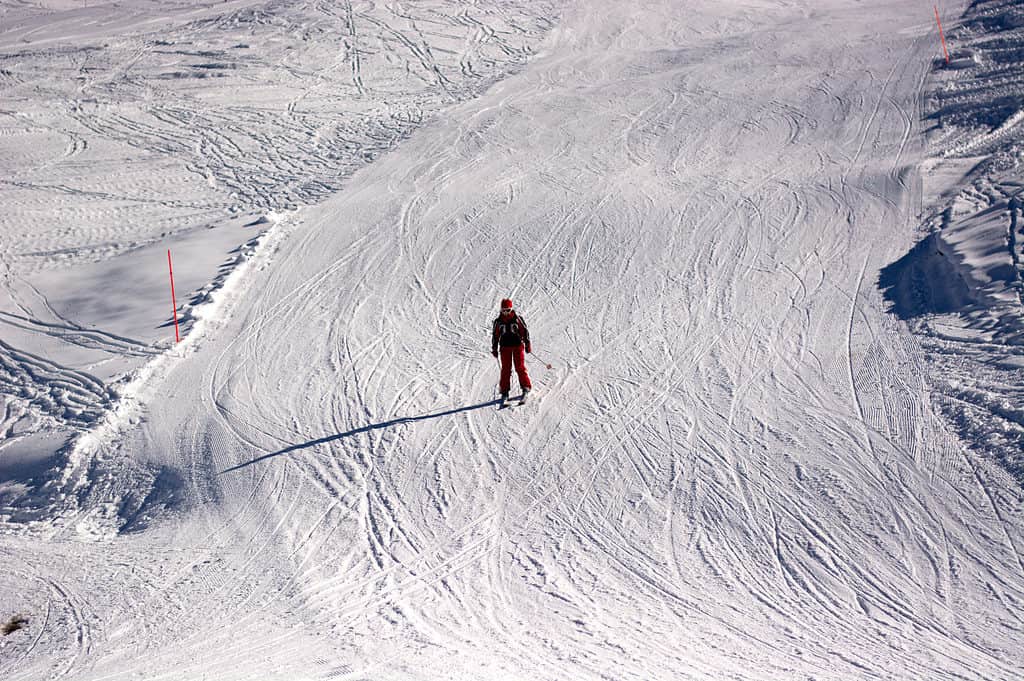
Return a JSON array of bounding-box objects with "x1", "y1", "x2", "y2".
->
[{"x1": 891, "y1": 0, "x2": 1024, "y2": 480}]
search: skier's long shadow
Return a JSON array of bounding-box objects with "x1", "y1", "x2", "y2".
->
[{"x1": 219, "y1": 399, "x2": 501, "y2": 474}]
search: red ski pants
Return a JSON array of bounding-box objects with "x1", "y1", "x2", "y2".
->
[{"x1": 499, "y1": 345, "x2": 531, "y2": 393}]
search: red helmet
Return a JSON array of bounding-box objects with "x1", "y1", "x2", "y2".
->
[{"x1": 500, "y1": 298, "x2": 513, "y2": 310}]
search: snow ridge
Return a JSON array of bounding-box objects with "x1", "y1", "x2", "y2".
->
[
  {"x1": 71, "y1": 211, "x2": 294, "y2": 478},
  {"x1": 0, "y1": 211, "x2": 295, "y2": 538},
  {"x1": 902, "y1": 0, "x2": 1024, "y2": 478}
]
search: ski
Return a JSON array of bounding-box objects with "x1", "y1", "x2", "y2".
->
[{"x1": 497, "y1": 391, "x2": 530, "y2": 409}]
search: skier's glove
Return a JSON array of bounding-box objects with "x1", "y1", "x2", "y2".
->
[
  {"x1": 492, "y1": 349, "x2": 499, "y2": 358},
  {"x1": 526, "y1": 344, "x2": 532, "y2": 354}
]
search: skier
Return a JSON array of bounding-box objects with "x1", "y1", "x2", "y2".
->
[{"x1": 491, "y1": 298, "x2": 532, "y2": 404}]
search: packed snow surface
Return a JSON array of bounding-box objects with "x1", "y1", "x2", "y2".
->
[{"x1": 2, "y1": 0, "x2": 1024, "y2": 680}]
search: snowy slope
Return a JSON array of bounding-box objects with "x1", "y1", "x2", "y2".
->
[
  {"x1": 0, "y1": 0, "x2": 559, "y2": 479},
  {"x1": 3, "y1": 1, "x2": 1024, "y2": 680}
]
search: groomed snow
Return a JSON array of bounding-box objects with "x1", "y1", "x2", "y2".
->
[{"x1": 2, "y1": 1, "x2": 1024, "y2": 680}]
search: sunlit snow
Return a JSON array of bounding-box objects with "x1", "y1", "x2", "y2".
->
[{"x1": 2, "y1": 1, "x2": 1023, "y2": 679}]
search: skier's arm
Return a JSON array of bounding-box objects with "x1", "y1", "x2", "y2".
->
[
  {"x1": 520, "y1": 316, "x2": 531, "y2": 353},
  {"x1": 491, "y1": 319, "x2": 499, "y2": 355}
]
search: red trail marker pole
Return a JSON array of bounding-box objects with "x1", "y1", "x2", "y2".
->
[
  {"x1": 934, "y1": 6, "x2": 950, "y2": 65},
  {"x1": 167, "y1": 249, "x2": 180, "y2": 343}
]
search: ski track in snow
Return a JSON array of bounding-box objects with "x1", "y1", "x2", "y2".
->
[
  {"x1": 0, "y1": 0, "x2": 559, "y2": 469},
  {"x1": 2, "y1": 0, "x2": 1024, "y2": 680}
]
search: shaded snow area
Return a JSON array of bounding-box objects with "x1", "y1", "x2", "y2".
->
[{"x1": 3, "y1": 0, "x2": 1024, "y2": 679}]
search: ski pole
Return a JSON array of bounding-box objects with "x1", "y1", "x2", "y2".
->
[{"x1": 531, "y1": 349, "x2": 554, "y2": 370}]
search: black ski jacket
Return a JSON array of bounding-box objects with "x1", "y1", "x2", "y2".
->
[{"x1": 492, "y1": 313, "x2": 531, "y2": 352}]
